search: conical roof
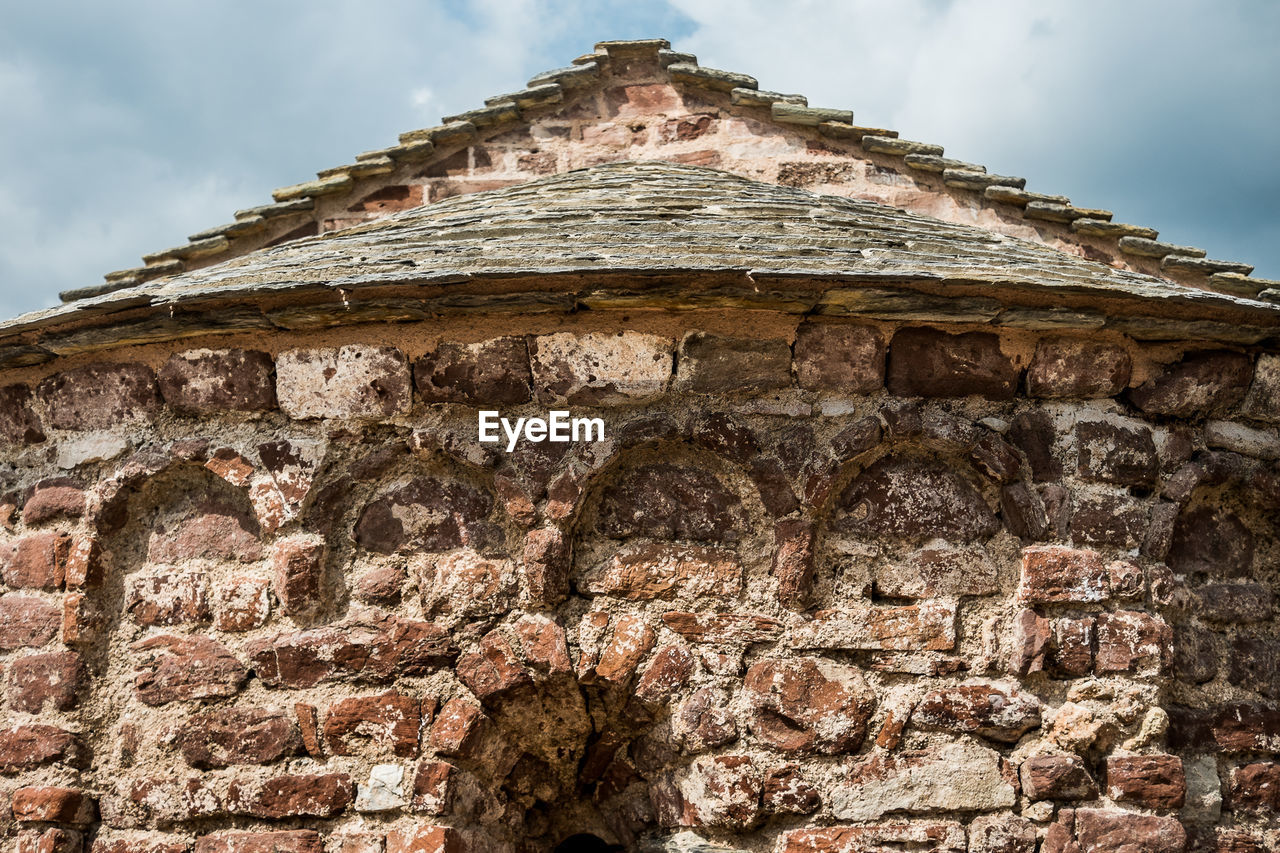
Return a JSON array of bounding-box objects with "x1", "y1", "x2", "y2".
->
[{"x1": 2, "y1": 160, "x2": 1276, "y2": 365}]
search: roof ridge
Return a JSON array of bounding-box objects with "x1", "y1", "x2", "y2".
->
[{"x1": 71, "y1": 38, "x2": 1277, "y2": 306}]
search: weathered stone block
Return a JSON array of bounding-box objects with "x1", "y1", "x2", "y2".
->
[
  {"x1": 414, "y1": 337, "x2": 532, "y2": 404},
  {"x1": 833, "y1": 455, "x2": 998, "y2": 542},
  {"x1": 792, "y1": 601, "x2": 956, "y2": 651},
  {"x1": 530, "y1": 331, "x2": 672, "y2": 403},
  {"x1": 886, "y1": 327, "x2": 1018, "y2": 399},
  {"x1": 1076, "y1": 419, "x2": 1158, "y2": 486},
  {"x1": 876, "y1": 545, "x2": 998, "y2": 598},
  {"x1": 1072, "y1": 808, "x2": 1186, "y2": 853},
  {"x1": 1021, "y1": 754, "x2": 1098, "y2": 800},
  {"x1": 828, "y1": 741, "x2": 1015, "y2": 820},
  {"x1": 1198, "y1": 583, "x2": 1273, "y2": 623},
  {"x1": 1129, "y1": 350, "x2": 1252, "y2": 418},
  {"x1": 37, "y1": 363, "x2": 159, "y2": 429},
  {"x1": 1107, "y1": 754, "x2": 1186, "y2": 809},
  {"x1": 1096, "y1": 611, "x2": 1172, "y2": 675},
  {"x1": 677, "y1": 754, "x2": 761, "y2": 828},
  {"x1": 773, "y1": 519, "x2": 815, "y2": 610},
  {"x1": 743, "y1": 657, "x2": 875, "y2": 754},
  {"x1": 125, "y1": 569, "x2": 210, "y2": 626},
  {"x1": 422, "y1": 550, "x2": 516, "y2": 619},
  {"x1": 11, "y1": 787, "x2": 96, "y2": 825},
  {"x1": 178, "y1": 707, "x2": 299, "y2": 769},
  {"x1": 0, "y1": 384, "x2": 45, "y2": 445},
  {"x1": 324, "y1": 691, "x2": 422, "y2": 757},
  {"x1": 673, "y1": 332, "x2": 791, "y2": 394},
  {"x1": 777, "y1": 824, "x2": 965, "y2": 853},
  {"x1": 1028, "y1": 338, "x2": 1131, "y2": 398},
  {"x1": 131, "y1": 634, "x2": 248, "y2": 705},
  {"x1": 0, "y1": 595, "x2": 61, "y2": 650},
  {"x1": 8, "y1": 651, "x2": 84, "y2": 713},
  {"x1": 456, "y1": 632, "x2": 531, "y2": 703},
  {"x1": 1169, "y1": 505, "x2": 1254, "y2": 578},
  {"x1": 355, "y1": 476, "x2": 493, "y2": 554},
  {"x1": 276, "y1": 346, "x2": 411, "y2": 419},
  {"x1": 913, "y1": 683, "x2": 1041, "y2": 743},
  {"x1": 384, "y1": 825, "x2": 465, "y2": 853},
  {"x1": 1, "y1": 532, "x2": 70, "y2": 590},
  {"x1": 1242, "y1": 353, "x2": 1280, "y2": 422},
  {"x1": 596, "y1": 462, "x2": 744, "y2": 543},
  {"x1": 214, "y1": 574, "x2": 271, "y2": 631},
  {"x1": 675, "y1": 686, "x2": 738, "y2": 751},
  {"x1": 158, "y1": 349, "x2": 277, "y2": 412},
  {"x1": 1069, "y1": 493, "x2": 1148, "y2": 548},
  {"x1": 968, "y1": 814, "x2": 1037, "y2": 853},
  {"x1": 792, "y1": 322, "x2": 884, "y2": 392}
]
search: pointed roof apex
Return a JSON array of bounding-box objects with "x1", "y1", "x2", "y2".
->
[{"x1": 76, "y1": 38, "x2": 1274, "y2": 308}]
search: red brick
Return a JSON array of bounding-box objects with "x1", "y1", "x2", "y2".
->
[
  {"x1": 214, "y1": 574, "x2": 270, "y2": 631},
  {"x1": 743, "y1": 657, "x2": 875, "y2": 754},
  {"x1": 1096, "y1": 611, "x2": 1172, "y2": 675},
  {"x1": 272, "y1": 535, "x2": 326, "y2": 618},
  {"x1": 37, "y1": 363, "x2": 159, "y2": 429},
  {"x1": 384, "y1": 825, "x2": 465, "y2": 853},
  {"x1": 773, "y1": 519, "x2": 815, "y2": 611},
  {"x1": 178, "y1": 707, "x2": 299, "y2": 768},
  {"x1": 585, "y1": 614, "x2": 655, "y2": 688},
  {"x1": 522, "y1": 527, "x2": 569, "y2": 606},
  {"x1": 1050, "y1": 616, "x2": 1095, "y2": 678},
  {"x1": 793, "y1": 322, "x2": 884, "y2": 392},
  {"x1": 1018, "y1": 545, "x2": 1108, "y2": 603},
  {"x1": 0, "y1": 595, "x2": 61, "y2": 650},
  {"x1": 193, "y1": 832, "x2": 322, "y2": 853},
  {"x1": 1010, "y1": 608, "x2": 1052, "y2": 675},
  {"x1": 147, "y1": 498, "x2": 263, "y2": 564},
  {"x1": 634, "y1": 644, "x2": 695, "y2": 705},
  {"x1": 324, "y1": 691, "x2": 422, "y2": 757},
  {"x1": 62, "y1": 537, "x2": 102, "y2": 590},
  {"x1": 512, "y1": 614, "x2": 572, "y2": 677},
  {"x1": 22, "y1": 480, "x2": 86, "y2": 525},
  {"x1": 89, "y1": 834, "x2": 189, "y2": 853},
  {"x1": 1076, "y1": 419, "x2": 1158, "y2": 486},
  {"x1": 832, "y1": 455, "x2": 998, "y2": 542},
  {"x1": 968, "y1": 814, "x2": 1037, "y2": 853},
  {"x1": 131, "y1": 634, "x2": 247, "y2": 705},
  {"x1": 790, "y1": 602, "x2": 955, "y2": 651},
  {"x1": 349, "y1": 183, "x2": 424, "y2": 212},
  {"x1": 914, "y1": 683, "x2": 1041, "y2": 743},
  {"x1": 11, "y1": 787, "x2": 95, "y2": 824},
  {"x1": 125, "y1": 570, "x2": 210, "y2": 626},
  {"x1": 675, "y1": 686, "x2": 738, "y2": 750},
  {"x1": 1230, "y1": 762, "x2": 1280, "y2": 811},
  {"x1": 227, "y1": 773, "x2": 352, "y2": 818},
  {"x1": 1, "y1": 533, "x2": 70, "y2": 589},
  {"x1": 8, "y1": 651, "x2": 84, "y2": 712},
  {"x1": 0, "y1": 725, "x2": 87, "y2": 772},
  {"x1": 1022, "y1": 754, "x2": 1098, "y2": 801},
  {"x1": 248, "y1": 611, "x2": 455, "y2": 688},
  {"x1": 456, "y1": 632, "x2": 532, "y2": 704},
  {"x1": 428, "y1": 699, "x2": 486, "y2": 759},
  {"x1": 421, "y1": 551, "x2": 516, "y2": 620},
  {"x1": 16, "y1": 828, "x2": 84, "y2": 853},
  {"x1": 158, "y1": 349, "x2": 277, "y2": 413},
  {"x1": 778, "y1": 824, "x2": 966, "y2": 853},
  {"x1": 1106, "y1": 754, "x2": 1186, "y2": 809},
  {"x1": 762, "y1": 764, "x2": 820, "y2": 814},
  {"x1": 411, "y1": 760, "x2": 457, "y2": 815},
  {"x1": 1073, "y1": 808, "x2": 1186, "y2": 853},
  {"x1": 581, "y1": 542, "x2": 741, "y2": 600}
]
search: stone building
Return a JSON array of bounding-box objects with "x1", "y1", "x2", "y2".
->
[{"x1": 1, "y1": 38, "x2": 1278, "y2": 853}]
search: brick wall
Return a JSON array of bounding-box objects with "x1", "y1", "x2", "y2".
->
[{"x1": 1, "y1": 316, "x2": 1278, "y2": 852}]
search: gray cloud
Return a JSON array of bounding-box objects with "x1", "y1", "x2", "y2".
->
[{"x1": 1, "y1": 1, "x2": 1275, "y2": 320}]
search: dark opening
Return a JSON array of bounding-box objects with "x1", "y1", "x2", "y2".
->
[{"x1": 553, "y1": 834, "x2": 619, "y2": 853}]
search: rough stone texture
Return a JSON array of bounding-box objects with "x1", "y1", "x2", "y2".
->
[
  {"x1": 530, "y1": 331, "x2": 673, "y2": 404},
  {"x1": 913, "y1": 683, "x2": 1041, "y2": 743},
  {"x1": 1028, "y1": 338, "x2": 1132, "y2": 398},
  {"x1": 414, "y1": 337, "x2": 533, "y2": 405},
  {"x1": 1, "y1": 56, "x2": 1277, "y2": 849},
  {"x1": 37, "y1": 363, "x2": 159, "y2": 429},
  {"x1": 276, "y1": 346, "x2": 411, "y2": 419},
  {"x1": 743, "y1": 658, "x2": 875, "y2": 755},
  {"x1": 158, "y1": 349, "x2": 277, "y2": 413},
  {"x1": 673, "y1": 333, "x2": 791, "y2": 394},
  {"x1": 1242, "y1": 353, "x2": 1280, "y2": 422},
  {"x1": 792, "y1": 322, "x2": 884, "y2": 392},
  {"x1": 1129, "y1": 350, "x2": 1253, "y2": 417},
  {"x1": 887, "y1": 328, "x2": 1019, "y2": 399},
  {"x1": 828, "y1": 741, "x2": 1015, "y2": 820}
]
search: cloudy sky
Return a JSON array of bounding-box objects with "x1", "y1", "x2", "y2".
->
[{"x1": 2, "y1": 1, "x2": 1277, "y2": 320}]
